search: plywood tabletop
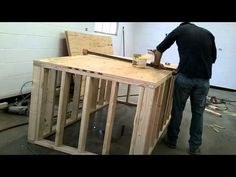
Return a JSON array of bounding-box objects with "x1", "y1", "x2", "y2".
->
[{"x1": 35, "y1": 55, "x2": 172, "y2": 88}]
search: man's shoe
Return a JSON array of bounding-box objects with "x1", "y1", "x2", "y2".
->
[
  {"x1": 188, "y1": 148, "x2": 201, "y2": 155},
  {"x1": 163, "y1": 136, "x2": 176, "y2": 149}
]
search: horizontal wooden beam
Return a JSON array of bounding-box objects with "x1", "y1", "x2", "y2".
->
[{"x1": 35, "y1": 139, "x2": 96, "y2": 155}]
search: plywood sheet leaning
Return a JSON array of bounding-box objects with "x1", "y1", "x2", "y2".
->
[
  {"x1": 65, "y1": 31, "x2": 113, "y2": 56},
  {"x1": 65, "y1": 31, "x2": 113, "y2": 99}
]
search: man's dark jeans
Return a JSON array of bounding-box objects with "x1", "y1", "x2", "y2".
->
[{"x1": 167, "y1": 73, "x2": 210, "y2": 151}]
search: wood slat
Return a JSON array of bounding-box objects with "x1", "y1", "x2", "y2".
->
[
  {"x1": 146, "y1": 87, "x2": 160, "y2": 150},
  {"x1": 126, "y1": 84, "x2": 131, "y2": 103},
  {"x1": 149, "y1": 86, "x2": 162, "y2": 147},
  {"x1": 55, "y1": 71, "x2": 71, "y2": 146},
  {"x1": 105, "y1": 80, "x2": 112, "y2": 103},
  {"x1": 78, "y1": 76, "x2": 94, "y2": 152},
  {"x1": 132, "y1": 87, "x2": 156, "y2": 154},
  {"x1": 163, "y1": 77, "x2": 174, "y2": 124},
  {"x1": 98, "y1": 79, "x2": 106, "y2": 105},
  {"x1": 156, "y1": 83, "x2": 166, "y2": 138},
  {"x1": 102, "y1": 81, "x2": 119, "y2": 155},
  {"x1": 35, "y1": 68, "x2": 49, "y2": 140},
  {"x1": 90, "y1": 78, "x2": 99, "y2": 110},
  {"x1": 129, "y1": 87, "x2": 145, "y2": 154},
  {"x1": 35, "y1": 139, "x2": 96, "y2": 155},
  {"x1": 28, "y1": 65, "x2": 43, "y2": 142},
  {"x1": 71, "y1": 74, "x2": 82, "y2": 121},
  {"x1": 44, "y1": 70, "x2": 57, "y2": 135},
  {"x1": 159, "y1": 81, "x2": 168, "y2": 130}
]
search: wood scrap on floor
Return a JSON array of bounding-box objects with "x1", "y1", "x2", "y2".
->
[
  {"x1": 208, "y1": 123, "x2": 225, "y2": 133},
  {"x1": 0, "y1": 102, "x2": 8, "y2": 109},
  {"x1": 205, "y1": 108, "x2": 222, "y2": 117}
]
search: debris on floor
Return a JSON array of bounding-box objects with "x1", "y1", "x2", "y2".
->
[
  {"x1": 223, "y1": 110, "x2": 236, "y2": 117},
  {"x1": 205, "y1": 108, "x2": 222, "y2": 117},
  {"x1": 0, "y1": 102, "x2": 8, "y2": 110},
  {"x1": 208, "y1": 123, "x2": 225, "y2": 133}
]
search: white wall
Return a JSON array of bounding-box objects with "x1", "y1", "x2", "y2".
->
[
  {"x1": 0, "y1": 22, "x2": 95, "y2": 99},
  {"x1": 112, "y1": 22, "x2": 134, "y2": 57},
  {"x1": 0, "y1": 22, "x2": 134, "y2": 99},
  {"x1": 1, "y1": 22, "x2": 234, "y2": 99},
  {"x1": 132, "y1": 22, "x2": 236, "y2": 90},
  {"x1": 133, "y1": 22, "x2": 180, "y2": 64},
  {"x1": 194, "y1": 22, "x2": 236, "y2": 90}
]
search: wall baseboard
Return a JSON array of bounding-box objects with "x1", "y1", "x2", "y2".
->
[
  {"x1": 0, "y1": 93, "x2": 31, "y2": 105},
  {"x1": 210, "y1": 85, "x2": 236, "y2": 92}
]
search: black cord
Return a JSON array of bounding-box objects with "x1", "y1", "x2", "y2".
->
[
  {"x1": 20, "y1": 81, "x2": 32, "y2": 99},
  {"x1": 0, "y1": 122, "x2": 28, "y2": 133},
  {"x1": 222, "y1": 99, "x2": 236, "y2": 103}
]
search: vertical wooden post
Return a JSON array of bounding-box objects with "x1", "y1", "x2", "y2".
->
[
  {"x1": 105, "y1": 80, "x2": 112, "y2": 103},
  {"x1": 149, "y1": 85, "x2": 162, "y2": 147},
  {"x1": 44, "y1": 70, "x2": 57, "y2": 135},
  {"x1": 156, "y1": 82, "x2": 166, "y2": 138},
  {"x1": 90, "y1": 78, "x2": 99, "y2": 110},
  {"x1": 102, "y1": 81, "x2": 119, "y2": 155},
  {"x1": 28, "y1": 65, "x2": 48, "y2": 142},
  {"x1": 129, "y1": 87, "x2": 144, "y2": 154},
  {"x1": 163, "y1": 77, "x2": 174, "y2": 124},
  {"x1": 98, "y1": 79, "x2": 106, "y2": 105},
  {"x1": 71, "y1": 74, "x2": 82, "y2": 121},
  {"x1": 126, "y1": 84, "x2": 131, "y2": 103},
  {"x1": 36, "y1": 68, "x2": 49, "y2": 141},
  {"x1": 159, "y1": 81, "x2": 168, "y2": 131},
  {"x1": 55, "y1": 71, "x2": 71, "y2": 146},
  {"x1": 78, "y1": 76, "x2": 94, "y2": 152},
  {"x1": 146, "y1": 87, "x2": 160, "y2": 150},
  {"x1": 130, "y1": 87, "x2": 156, "y2": 154},
  {"x1": 164, "y1": 76, "x2": 175, "y2": 123}
]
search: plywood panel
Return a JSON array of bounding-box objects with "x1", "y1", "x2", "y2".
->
[
  {"x1": 65, "y1": 31, "x2": 113, "y2": 56},
  {"x1": 35, "y1": 55, "x2": 172, "y2": 88}
]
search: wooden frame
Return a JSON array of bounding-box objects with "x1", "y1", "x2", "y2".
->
[
  {"x1": 65, "y1": 31, "x2": 138, "y2": 106},
  {"x1": 28, "y1": 54, "x2": 175, "y2": 155}
]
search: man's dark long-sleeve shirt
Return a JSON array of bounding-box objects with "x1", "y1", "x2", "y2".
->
[{"x1": 156, "y1": 23, "x2": 217, "y2": 79}]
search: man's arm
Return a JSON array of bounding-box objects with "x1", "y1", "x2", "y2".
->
[
  {"x1": 156, "y1": 28, "x2": 178, "y2": 53},
  {"x1": 152, "y1": 27, "x2": 178, "y2": 68},
  {"x1": 149, "y1": 50, "x2": 164, "y2": 69},
  {"x1": 154, "y1": 50, "x2": 162, "y2": 65}
]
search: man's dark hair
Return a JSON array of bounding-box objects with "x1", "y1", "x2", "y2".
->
[{"x1": 179, "y1": 22, "x2": 190, "y2": 26}]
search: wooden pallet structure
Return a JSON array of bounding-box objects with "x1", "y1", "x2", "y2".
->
[{"x1": 27, "y1": 31, "x2": 176, "y2": 155}]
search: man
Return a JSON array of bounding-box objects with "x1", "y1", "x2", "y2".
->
[{"x1": 152, "y1": 22, "x2": 217, "y2": 155}]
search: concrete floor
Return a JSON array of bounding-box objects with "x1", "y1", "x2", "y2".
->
[{"x1": 0, "y1": 88, "x2": 235, "y2": 155}]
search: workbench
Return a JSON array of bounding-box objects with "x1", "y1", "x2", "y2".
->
[{"x1": 28, "y1": 54, "x2": 175, "y2": 155}]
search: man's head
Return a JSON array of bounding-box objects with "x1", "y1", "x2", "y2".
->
[{"x1": 179, "y1": 22, "x2": 191, "y2": 26}]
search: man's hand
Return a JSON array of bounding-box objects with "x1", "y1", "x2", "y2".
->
[
  {"x1": 150, "y1": 62, "x2": 165, "y2": 69},
  {"x1": 172, "y1": 70, "x2": 178, "y2": 75},
  {"x1": 153, "y1": 50, "x2": 163, "y2": 66}
]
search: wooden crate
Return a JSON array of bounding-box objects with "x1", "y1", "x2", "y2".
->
[{"x1": 28, "y1": 54, "x2": 175, "y2": 155}]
